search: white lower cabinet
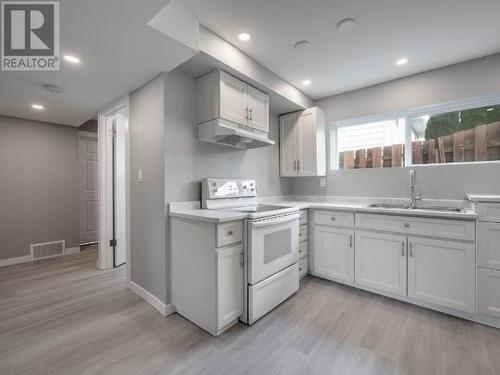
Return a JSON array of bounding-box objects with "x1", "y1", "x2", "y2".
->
[
  {"x1": 478, "y1": 267, "x2": 500, "y2": 318},
  {"x1": 407, "y1": 236, "x2": 475, "y2": 313},
  {"x1": 313, "y1": 226, "x2": 354, "y2": 283},
  {"x1": 355, "y1": 231, "x2": 407, "y2": 297},
  {"x1": 478, "y1": 222, "x2": 500, "y2": 270},
  {"x1": 216, "y1": 245, "x2": 243, "y2": 329}
]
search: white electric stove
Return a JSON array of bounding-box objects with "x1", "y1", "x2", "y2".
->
[{"x1": 202, "y1": 179, "x2": 300, "y2": 324}]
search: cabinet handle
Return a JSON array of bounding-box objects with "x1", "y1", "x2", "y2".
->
[
  {"x1": 293, "y1": 160, "x2": 297, "y2": 170},
  {"x1": 402, "y1": 241, "x2": 405, "y2": 256},
  {"x1": 330, "y1": 217, "x2": 336, "y2": 221},
  {"x1": 350, "y1": 235, "x2": 353, "y2": 248},
  {"x1": 409, "y1": 242, "x2": 413, "y2": 257},
  {"x1": 240, "y1": 253, "x2": 244, "y2": 267},
  {"x1": 297, "y1": 160, "x2": 300, "y2": 170},
  {"x1": 248, "y1": 108, "x2": 253, "y2": 112},
  {"x1": 404, "y1": 223, "x2": 410, "y2": 228},
  {"x1": 227, "y1": 231, "x2": 233, "y2": 236}
]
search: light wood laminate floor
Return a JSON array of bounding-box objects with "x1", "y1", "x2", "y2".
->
[{"x1": 1, "y1": 246, "x2": 500, "y2": 375}]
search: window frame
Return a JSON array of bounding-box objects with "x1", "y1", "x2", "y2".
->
[{"x1": 329, "y1": 93, "x2": 500, "y2": 170}]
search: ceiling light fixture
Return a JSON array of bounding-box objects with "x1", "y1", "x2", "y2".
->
[
  {"x1": 63, "y1": 55, "x2": 80, "y2": 64},
  {"x1": 302, "y1": 79, "x2": 311, "y2": 86},
  {"x1": 294, "y1": 40, "x2": 312, "y2": 50},
  {"x1": 396, "y1": 58, "x2": 409, "y2": 66},
  {"x1": 32, "y1": 104, "x2": 44, "y2": 110},
  {"x1": 486, "y1": 107, "x2": 495, "y2": 112},
  {"x1": 238, "y1": 32, "x2": 251, "y2": 42},
  {"x1": 336, "y1": 18, "x2": 356, "y2": 33}
]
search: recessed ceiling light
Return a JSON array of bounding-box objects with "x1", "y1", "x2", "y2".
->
[
  {"x1": 294, "y1": 40, "x2": 312, "y2": 50},
  {"x1": 396, "y1": 58, "x2": 409, "y2": 66},
  {"x1": 336, "y1": 18, "x2": 356, "y2": 33},
  {"x1": 32, "y1": 104, "x2": 44, "y2": 110},
  {"x1": 486, "y1": 107, "x2": 495, "y2": 112},
  {"x1": 238, "y1": 32, "x2": 251, "y2": 42},
  {"x1": 302, "y1": 79, "x2": 311, "y2": 86},
  {"x1": 63, "y1": 55, "x2": 80, "y2": 64}
]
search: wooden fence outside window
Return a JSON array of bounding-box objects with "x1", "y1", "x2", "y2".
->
[{"x1": 339, "y1": 121, "x2": 500, "y2": 169}]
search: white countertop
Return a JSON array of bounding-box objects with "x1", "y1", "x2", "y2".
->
[
  {"x1": 169, "y1": 196, "x2": 478, "y2": 223},
  {"x1": 467, "y1": 194, "x2": 500, "y2": 203}
]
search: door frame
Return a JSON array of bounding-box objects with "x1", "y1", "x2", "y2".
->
[{"x1": 97, "y1": 95, "x2": 131, "y2": 282}]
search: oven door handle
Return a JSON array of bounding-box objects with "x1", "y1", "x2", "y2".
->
[{"x1": 252, "y1": 214, "x2": 299, "y2": 228}]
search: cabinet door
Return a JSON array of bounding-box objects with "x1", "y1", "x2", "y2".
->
[
  {"x1": 279, "y1": 113, "x2": 298, "y2": 177},
  {"x1": 355, "y1": 231, "x2": 407, "y2": 297},
  {"x1": 478, "y1": 222, "x2": 500, "y2": 270},
  {"x1": 247, "y1": 86, "x2": 269, "y2": 133},
  {"x1": 407, "y1": 237, "x2": 475, "y2": 313},
  {"x1": 296, "y1": 109, "x2": 317, "y2": 176},
  {"x1": 478, "y1": 267, "x2": 500, "y2": 318},
  {"x1": 219, "y1": 71, "x2": 248, "y2": 126},
  {"x1": 313, "y1": 226, "x2": 354, "y2": 283},
  {"x1": 216, "y1": 245, "x2": 243, "y2": 330}
]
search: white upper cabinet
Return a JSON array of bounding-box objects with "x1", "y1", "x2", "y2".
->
[
  {"x1": 197, "y1": 70, "x2": 269, "y2": 134},
  {"x1": 220, "y1": 72, "x2": 249, "y2": 126},
  {"x1": 247, "y1": 85, "x2": 270, "y2": 133},
  {"x1": 279, "y1": 112, "x2": 298, "y2": 177},
  {"x1": 279, "y1": 107, "x2": 326, "y2": 177}
]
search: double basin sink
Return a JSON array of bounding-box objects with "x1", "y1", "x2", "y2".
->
[{"x1": 367, "y1": 203, "x2": 465, "y2": 213}]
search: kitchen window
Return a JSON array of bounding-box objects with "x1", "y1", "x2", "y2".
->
[{"x1": 331, "y1": 96, "x2": 500, "y2": 170}]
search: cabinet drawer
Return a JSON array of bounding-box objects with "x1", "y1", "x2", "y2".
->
[
  {"x1": 299, "y1": 210, "x2": 308, "y2": 225},
  {"x1": 299, "y1": 241, "x2": 308, "y2": 258},
  {"x1": 217, "y1": 221, "x2": 242, "y2": 247},
  {"x1": 478, "y1": 222, "x2": 500, "y2": 270},
  {"x1": 356, "y1": 213, "x2": 475, "y2": 242},
  {"x1": 314, "y1": 210, "x2": 354, "y2": 228},
  {"x1": 478, "y1": 267, "x2": 500, "y2": 318},
  {"x1": 478, "y1": 203, "x2": 500, "y2": 222},
  {"x1": 299, "y1": 257, "x2": 308, "y2": 278},
  {"x1": 299, "y1": 225, "x2": 308, "y2": 243}
]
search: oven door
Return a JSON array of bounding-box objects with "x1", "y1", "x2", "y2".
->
[{"x1": 248, "y1": 213, "x2": 299, "y2": 285}]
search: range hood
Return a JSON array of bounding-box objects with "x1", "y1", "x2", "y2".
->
[{"x1": 198, "y1": 119, "x2": 275, "y2": 149}]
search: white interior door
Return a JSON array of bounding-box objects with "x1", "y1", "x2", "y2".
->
[
  {"x1": 219, "y1": 71, "x2": 248, "y2": 126},
  {"x1": 113, "y1": 117, "x2": 127, "y2": 267},
  {"x1": 79, "y1": 133, "x2": 99, "y2": 245},
  {"x1": 247, "y1": 86, "x2": 269, "y2": 133}
]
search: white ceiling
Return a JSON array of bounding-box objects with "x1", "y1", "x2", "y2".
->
[
  {"x1": 0, "y1": 0, "x2": 196, "y2": 126},
  {"x1": 195, "y1": 0, "x2": 500, "y2": 100}
]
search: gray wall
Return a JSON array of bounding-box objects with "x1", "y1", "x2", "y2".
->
[
  {"x1": 163, "y1": 69, "x2": 290, "y2": 303},
  {"x1": 164, "y1": 69, "x2": 289, "y2": 203},
  {"x1": 129, "y1": 74, "x2": 167, "y2": 303},
  {"x1": 290, "y1": 53, "x2": 500, "y2": 199},
  {"x1": 0, "y1": 116, "x2": 79, "y2": 260}
]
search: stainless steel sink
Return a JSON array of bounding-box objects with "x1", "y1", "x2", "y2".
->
[
  {"x1": 368, "y1": 203, "x2": 410, "y2": 209},
  {"x1": 367, "y1": 203, "x2": 464, "y2": 213}
]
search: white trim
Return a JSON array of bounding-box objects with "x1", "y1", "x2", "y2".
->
[
  {"x1": 65, "y1": 247, "x2": 81, "y2": 255},
  {"x1": 0, "y1": 247, "x2": 81, "y2": 267},
  {"x1": 0, "y1": 255, "x2": 32, "y2": 267},
  {"x1": 97, "y1": 95, "x2": 130, "y2": 277},
  {"x1": 128, "y1": 281, "x2": 176, "y2": 317},
  {"x1": 78, "y1": 130, "x2": 98, "y2": 139}
]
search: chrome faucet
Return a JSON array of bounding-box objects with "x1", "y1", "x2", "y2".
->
[{"x1": 409, "y1": 169, "x2": 422, "y2": 208}]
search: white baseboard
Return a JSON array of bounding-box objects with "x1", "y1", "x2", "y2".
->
[
  {"x1": 0, "y1": 255, "x2": 32, "y2": 267},
  {"x1": 0, "y1": 246, "x2": 81, "y2": 267},
  {"x1": 128, "y1": 281, "x2": 175, "y2": 317},
  {"x1": 65, "y1": 247, "x2": 81, "y2": 255}
]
